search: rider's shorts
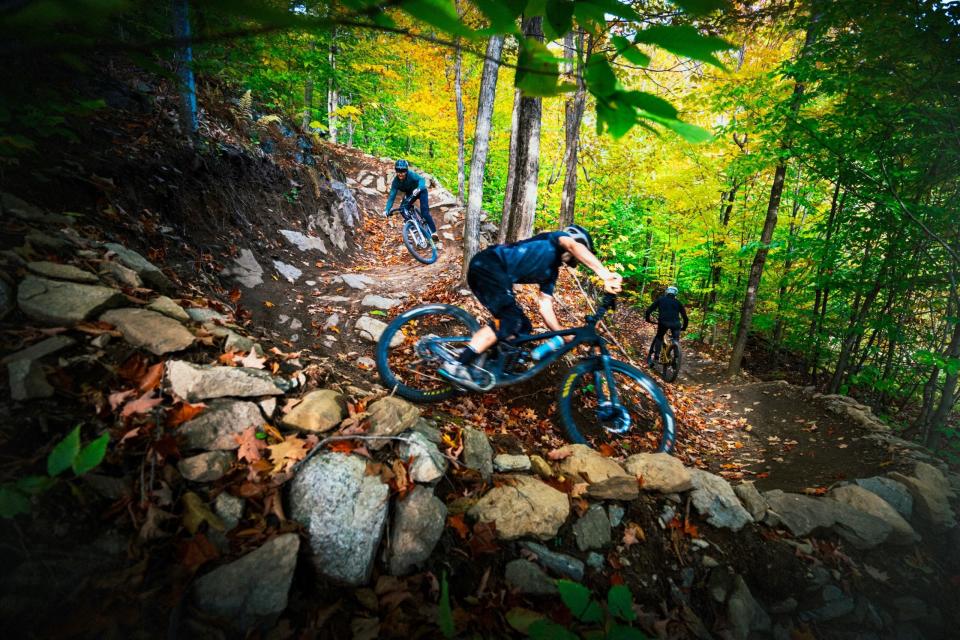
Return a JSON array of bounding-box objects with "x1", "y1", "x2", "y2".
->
[{"x1": 467, "y1": 249, "x2": 533, "y2": 341}]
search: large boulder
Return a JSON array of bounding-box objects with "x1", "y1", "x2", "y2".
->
[
  {"x1": 462, "y1": 427, "x2": 493, "y2": 481},
  {"x1": 179, "y1": 400, "x2": 266, "y2": 450},
  {"x1": 147, "y1": 296, "x2": 190, "y2": 322},
  {"x1": 17, "y1": 276, "x2": 124, "y2": 325},
  {"x1": 889, "y1": 463, "x2": 957, "y2": 529},
  {"x1": 289, "y1": 453, "x2": 389, "y2": 586},
  {"x1": 26, "y1": 261, "x2": 99, "y2": 284},
  {"x1": 855, "y1": 476, "x2": 913, "y2": 519},
  {"x1": 689, "y1": 469, "x2": 753, "y2": 531},
  {"x1": 763, "y1": 490, "x2": 892, "y2": 548},
  {"x1": 192, "y1": 533, "x2": 299, "y2": 632},
  {"x1": 165, "y1": 360, "x2": 283, "y2": 402},
  {"x1": 103, "y1": 242, "x2": 174, "y2": 292},
  {"x1": 556, "y1": 444, "x2": 629, "y2": 483},
  {"x1": 366, "y1": 396, "x2": 421, "y2": 449},
  {"x1": 282, "y1": 389, "x2": 346, "y2": 433},
  {"x1": 223, "y1": 249, "x2": 264, "y2": 288},
  {"x1": 100, "y1": 308, "x2": 194, "y2": 355},
  {"x1": 830, "y1": 485, "x2": 918, "y2": 545},
  {"x1": 388, "y1": 486, "x2": 446, "y2": 575},
  {"x1": 727, "y1": 576, "x2": 772, "y2": 640},
  {"x1": 624, "y1": 453, "x2": 692, "y2": 492},
  {"x1": 468, "y1": 476, "x2": 569, "y2": 540}
]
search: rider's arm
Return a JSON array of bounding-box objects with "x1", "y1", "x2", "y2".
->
[
  {"x1": 558, "y1": 236, "x2": 622, "y2": 293},
  {"x1": 538, "y1": 293, "x2": 564, "y2": 332},
  {"x1": 645, "y1": 299, "x2": 658, "y2": 323},
  {"x1": 414, "y1": 171, "x2": 427, "y2": 191},
  {"x1": 384, "y1": 178, "x2": 399, "y2": 215},
  {"x1": 679, "y1": 302, "x2": 689, "y2": 331}
]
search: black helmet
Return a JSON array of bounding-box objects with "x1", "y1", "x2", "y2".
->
[
  {"x1": 564, "y1": 224, "x2": 594, "y2": 253},
  {"x1": 395, "y1": 159, "x2": 409, "y2": 171}
]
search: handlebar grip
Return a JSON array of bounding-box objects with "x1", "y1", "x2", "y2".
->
[{"x1": 602, "y1": 293, "x2": 617, "y2": 310}]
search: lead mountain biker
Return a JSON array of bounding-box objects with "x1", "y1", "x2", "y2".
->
[
  {"x1": 384, "y1": 159, "x2": 441, "y2": 248},
  {"x1": 645, "y1": 286, "x2": 688, "y2": 366},
  {"x1": 440, "y1": 224, "x2": 623, "y2": 391}
]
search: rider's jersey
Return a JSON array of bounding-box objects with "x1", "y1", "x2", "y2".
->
[
  {"x1": 646, "y1": 295, "x2": 689, "y2": 329},
  {"x1": 385, "y1": 170, "x2": 427, "y2": 213},
  {"x1": 490, "y1": 230, "x2": 570, "y2": 296}
]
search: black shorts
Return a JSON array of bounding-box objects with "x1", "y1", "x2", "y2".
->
[{"x1": 467, "y1": 249, "x2": 532, "y2": 341}]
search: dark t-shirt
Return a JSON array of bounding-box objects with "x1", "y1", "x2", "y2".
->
[
  {"x1": 491, "y1": 231, "x2": 569, "y2": 296},
  {"x1": 645, "y1": 295, "x2": 689, "y2": 328}
]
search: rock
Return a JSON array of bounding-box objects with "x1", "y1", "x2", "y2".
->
[
  {"x1": 443, "y1": 210, "x2": 461, "y2": 225},
  {"x1": 376, "y1": 176, "x2": 386, "y2": 192},
  {"x1": 179, "y1": 400, "x2": 266, "y2": 450},
  {"x1": 572, "y1": 504, "x2": 611, "y2": 551},
  {"x1": 689, "y1": 469, "x2": 753, "y2": 531},
  {"x1": 830, "y1": 485, "x2": 918, "y2": 545},
  {"x1": 8, "y1": 359, "x2": 54, "y2": 400},
  {"x1": 556, "y1": 444, "x2": 629, "y2": 483},
  {"x1": 468, "y1": 476, "x2": 570, "y2": 540},
  {"x1": 608, "y1": 504, "x2": 626, "y2": 527},
  {"x1": 413, "y1": 418, "x2": 442, "y2": 444},
  {"x1": 0, "y1": 278, "x2": 12, "y2": 320},
  {"x1": 26, "y1": 261, "x2": 98, "y2": 284},
  {"x1": 801, "y1": 594, "x2": 856, "y2": 622},
  {"x1": 165, "y1": 361, "x2": 283, "y2": 402},
  {"x1": 494, "y1": 454, "x2": 531, "y2": 473},
  {"x1": 733, "y1": 482, "x2": 768, "y2": 521},
  {"x1": 442, "y1": 232, "x2": 455, "y2": 241},
  {"x1": 215, "y1": 493, "x2": 245, "y2": 530},
  {"x1": 388, "y1": 486, "x2": 446, "y2": 575},
  {"x1": 99, "y1": 261, "x2": 143, "y2": 288},
  {"x1": 462, "y1": 427, "x2": 493, "y2": 481},
  {"x1": 289, "y1": 318, "x2": 302, "y2": 331},
  {"x1": 763, "y1": 490, "x2": 892, "y2": 548},
  {"x1": 366, "y1": 396, "x2": 420, "y2": 449},
  {"x1": 339, "y1": 273, "x2": 377, "y2": 290},
  {"x1": 586, "y1": 475, "x2": 640, "y2": 501},
  {"x1": 26, "y1": 230, "x2": 73, "y2": 254},
  {"x1": 727, "y1": 576, "x2": 771, "y2": 640},
  {"x1": 361, "y1": 294, "x2": 401, "y2": 310},
  {"x1": 586, "y1": 552, "x2": 605, "y2": 571},
  {"x1": 272, "y1": 260, "x2": 302, "y2": 283},
  {"x1": 282, "y1": 389, "x2": 346, "y2": 433},
  {"x1": 204, "y1": 323, "x2": 262, "y2": 356},
  {"x1": 289, "y1": 453, "x2": 389, "y2": 585},
  {"x1": 323, "y1": 313, "x2": 341, "y2": 330},
  {"x1": 889, "y1": 466, "x2": 957, "y2": 529},
  {"x1": 855, "y1": 476, "x2": 913, "y2": 519},
  {"x1": 100, "y1": 308, "x2": 194, "y2": 355},
  {"x1": 519, "y1": 541, "x2": 584, "y2": 581},
  {"x1": 280, "y1": 229, "x2": 326, "y2": 253},
  {"x1": 623, "y1": 452, "x2": 693, "y2": 492},
  {"x1": 355, "y1": 315, "x2": 402, "y2": 347},
  {"x1": 356, "y1": 356, "x2": 375, "y2": 369},
  {"x1": 186, "y1": 307, "x2": 227, "y2": 323},
  {"x1": 17, "y1": 276, "x2": 124, "y2": 325},
  {"x1": 147, "y1": 296, "x2": 190, "y2": 322},
  {"x1": 2, "y1": 335, "x2": 75, "y2": 365},
  {"x1": 103, "y1": 242, "x2": 173, "y2": 292},
  {"x1": 400, "y1": 431, "x2": 448, "y2": 483},
  {"x1": 529, "y1": 454, "x2": 553, "y2": 479},
  {"x1": 192, "y1": 533, "x2": 299, "y2": 632},
  {"x1": 178, "y1": 451, "x2": 234, "y2": 482},
  {"x1": 505, "y1": 559, "x2": 557, "y2": 595},
  {"x1": 224, "y1": 249, "x2": 264, "y2": 288}
]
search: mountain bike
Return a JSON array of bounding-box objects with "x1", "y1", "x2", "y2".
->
[
  {"x1": 648, "y1": 324, "x2": 682, "y2": 383},
  {"x1": 388, "y1": 194, "x2": 437, "y2": 265},
  {"x1": 375, "y1": 293, "x2": 676, "y2": 453}
]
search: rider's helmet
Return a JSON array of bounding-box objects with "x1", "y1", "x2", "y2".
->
[
  {"x1": 395, "y1": 159, "x2": 409, "y2": 172},
  {"x1": 666, "y1": 286, "x2": 679, "y2": 295},
  {"x1": 563, "y1": 224, "x2": 594, "y2": 253}
]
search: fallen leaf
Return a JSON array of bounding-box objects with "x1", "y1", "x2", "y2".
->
[
  {"x1": 263, "y1": 301, "x2": 275, "y2": 308},
  {"x1": 177, "y1": 533, "x2": 219, "y2": 573},
  {"x1": 240, "y1": 350, "x2": 267, "y2": 369},
  {"x1": 235, "y1": 426, "x2": 265, "y2": 464},
  {"x1": 468, "y1": 521, "x2": 499, "y2": 556},
  {"x1": 167, "y1": 401, "x2": 206, "y2": 427},
  {"x1": 139, "y1": 505, "x2": 176, "y2": 540},
  {"x1": 182, "y1": 492, "x2": 224, "y2": 535},
  {"x1": 121, "y1": 390, "x2": 163, "y2": 417},
  {"x1": 598, "y1": 443, "x2": 616, "y2": 457},
  {"x1": 623, "y1": 522, "x2": 645, "y2": 547},
  {"x1": 138, "y1": 363, "x2": 164, "y2": 392},
  {"x1": 109, "y1": 389, "x2": 136, "y2": 411},
  {"x1": 547, "y1": 446, "x2": 572, "y2": 461},
  {"x1": 447, "y1": 513, "x2": 470, "y2": 540},
  {"x1": 267, "y1": 435, "x2": 312, "y2": 474}
]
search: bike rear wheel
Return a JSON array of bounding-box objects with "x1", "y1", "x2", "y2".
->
[
  {"x1": 402, "y1": 217, "x2": 438, "y2": 265},
  {"x1": 376, "y1": 303, "x2": 480, "y2": 402},
  {"x1": 661, "y1": 341, "x2": 682, "y2": 383},
  {"x1": 557, "y1": 358, "x2": 675, "y2": 453}
]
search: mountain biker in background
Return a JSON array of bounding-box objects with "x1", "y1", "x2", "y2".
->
[
  {"x1": 645, "y1": 286, "x2": 688, "y2": 366},
  {"x1": 384, "y1": 159, "x2": 440, "y2": 248},
  {"x1": 440, "y1": 224, "x2": 623, "y2": 390}
]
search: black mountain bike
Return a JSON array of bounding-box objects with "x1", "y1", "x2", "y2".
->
[
  {"x1": 375, "y1": 294, "x2": 676, "y2": 453},
  {"x1": 388, "y1": 194, "x2": 437, "y2": 265},
  {"x1": 649, "y1": 324, "x2": 682, "y2": 383}
]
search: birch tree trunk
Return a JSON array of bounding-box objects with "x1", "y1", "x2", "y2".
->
[
  {"x1": 499, "y1": 88, "x2": 521, "y2": 243},
  {"x1": 559, "y1": 30, "x2": 587, "y2": 228},
  {"x1": 462, "y1": 34, "x2": 505, "y2": 281},
  {"x1": 454, "y1": 6, "x2": 466, "y2": 205},
  {"x1": 327, "y1": 30, "x2": 338, "y2": 144}
]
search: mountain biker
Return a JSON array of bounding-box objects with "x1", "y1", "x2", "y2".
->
[
  {"x1": 645, "y1": 286, "x2": 688, "y2": 366},
  {"x1": 384, "y1": 159, "x2": 440, "y2": 247},
  {"x1": 440, "y1": 224, "x2": 622, "y2": 390}
]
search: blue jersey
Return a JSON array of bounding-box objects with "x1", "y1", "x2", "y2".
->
[
  {"x1": 491, "y1": 231, "x2": 570, "y2": 296},
  {"x1": 384, "y1": 170, "x2": 427, "y2": 213}
]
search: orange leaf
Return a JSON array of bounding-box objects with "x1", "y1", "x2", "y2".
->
[
  {"x1": 447, "y1": 514, "x2": 470, "y2": 540},
  {"x1": 138, "y1": 362, "x2": 164, "y2": 393},
  {"x1": 328, "y1": 440, "x2": 358, "y2": 454},
  {"x1": 263, "y1": 301, "x2": 275, "y2": 308},
  {"x1": 598, "y1": 443, "x2": 616, "y2": 457},
  {"x1": 228, "y1": 288, "x2": 241, "y2": 303},
  {"x1": 167, "y1": 401, "x2": 206, "y2": 427}
]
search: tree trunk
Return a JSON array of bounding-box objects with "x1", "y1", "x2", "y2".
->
[
  {"x1": 559, "y1": 30, "x2": 587, "y2": 228},
  {"x1": 498, "y1": 88, "x2": 522, "y2": 243},
  {"x1": 172, "y1": 0, "x2": 197, "y2": 137},
  {"x1": 926, "y1": 318, "x2": 960, "y2": 448},
  {"x1": 327, "y1": 30, "x2": 338, "y2": 144},
  {"x1": 462, "y1": 34, "x2": 505, "y2": 282},
  {"x1": 503, "y1": 16, "x2": 545, "y2": 243},
  {"x1": 454, "y1": 22, "x2": 466, "y2": 205},
  {"x1": 828, "y1": 281, "x2": 883, "y2": 394},
  {"x1": 773, "y1": 168, "x2": 804, "y2": 348},
  {"x1": 916, "y1": 365, "x2": 941, "y2": 432},
  {"x1": 302, "y1": 77, "x2": 313, "y2": 129}
]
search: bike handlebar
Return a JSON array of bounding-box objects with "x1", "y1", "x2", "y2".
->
[{"x1": 587, "y1": 293, "x2": 617, "y2": 324}]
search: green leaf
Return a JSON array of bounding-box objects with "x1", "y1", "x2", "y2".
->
[
  {"x1": 438, "y1": 571, "x2": 454, "y2": 638},
  {"x1": 585, "y1": 53, "x2": 617, "y2": 97},
  {"x1": 528, "y1": 619, "x2": 580, "y2": 640},
  {"x1": 608, "y1": 623, "x2": 649, "y2": 640},
  {"x1": 472, "y1": 0, "x2": 523, "y2": 32},
  {"x1": 620, "y1": 91, "x2": 678, "y2": 120},
  {"x1": 506, "y1": 607, "x2": 547, "y2": 634},
  {"x1": 16, "y1": 475, "x2": 54, "y2": 496},
  {"x1": 557, "y1": 579, "x2": 603, "y2": 622},
  {"x1": 48, "y1": 426, "x2": 81, "y2": 477},
  {"x1": 0, "y1": 485, "x2": 30, "y2": 518},
  {"x1": 633, "y1": 25, "x2": 735, "y2": 70},
  {"x1": 596, "y1": 97, "x2": 635, "y2": 138},
  {"x1": 580, "y1": 0, "x2": 641, "y2": 22},
  {"x1": 370, "y1": 309, "x2": 387, "y2": 316},
  {"x1": 516, "y1": 38, "x2": 570, "y2": 96},
  {"x1": 607, "y1": 584, "x2": 637, "y2": 621},
  {"x1": 658, "y1": 118, "x2": 713, "y2": 143},
  {"x1": 545, "y1": 0, "x2": 574, "y2": 40},
  {"x1": 669, "y1": 0, "x2": 727, "y2": 15},
  {"x1": 612, "y1": 35, "x2": 651, "y2": 67},
  {"x1": 400, "y1": 0, "x2": 475, "y2": 38},
  {"x1": 73, "y1": 432, "x2": 109, "y2": 476}
]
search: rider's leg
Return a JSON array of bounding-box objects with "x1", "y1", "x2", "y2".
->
[
  {"x1": 650, "y1": 324, "x2": 669, "y2": 362},
  {"x1": 417, "y1": 189, "x2": 437, "y2": 234}
]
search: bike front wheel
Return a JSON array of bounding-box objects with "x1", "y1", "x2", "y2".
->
[
  {"x1": 557, "y1": 358, "x2": 676, "y2": 453},
  {"x1": 376, "y1": 303, "x2": 480, "y2": 402},
  {"x1": 402, "y1": 218, "x2": 438, "y2": 265},
  {"x1": 661, "y1": 341, "x2": 682, "y2": 383}
]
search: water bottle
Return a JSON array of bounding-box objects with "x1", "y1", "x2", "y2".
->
[{"x1": 531, "y1": 336, "x2": 565, "y2": 361}]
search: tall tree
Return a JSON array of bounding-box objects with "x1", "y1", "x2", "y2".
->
[
  {"x1": 453, "y1": 0, "x2": 466, "y2": 205},
  {"x1": 559, "y1": 29, "x2": 588, "y2": 227},
  {"x1": 327, "y1": 28, "x2": 338, "y2": 144},
  {"x1": 172, "y1": 0, "x2": 197, "y2": 137},
  {"x1": 498, "y1": 87, "x2": 521, "y2": 243}
]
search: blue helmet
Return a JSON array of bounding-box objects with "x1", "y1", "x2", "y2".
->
[
  {"x1": 666, "y1": 286, "x2": 678, "y2": 295},
  {"x1": 395, "y1": 159, "x2": 409, "y2": 172}
]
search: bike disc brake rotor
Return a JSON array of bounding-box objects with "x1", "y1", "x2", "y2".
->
[
  {"x1": 416, "y1": 334, "x2": 459, "y2": 364},
  {"x1": 597, "y1": 401, "x2": 632, "y2": 434}
]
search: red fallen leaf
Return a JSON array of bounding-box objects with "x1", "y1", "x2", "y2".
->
[
  {"x1": 228, "y1": 288, "x2": 241, "y2": 303},
  {"x1": 109, "y1": 389, "x2": 136, "y2": 411},
  {"x1": 447, "y1": 513, "x2": 470, "y2": 540},
  {"x1": 328, "y1": 440, "x2": 358, "y2": 454},
  {"x1": 177, "y1": 533, "x2": 220, "y2": 573},
  {"x1": 118, "y1": 353, "x2": 149, "y2": 383},
  {"x1": 609, "y1": 573, "x2": 625, "y2": 586},
  {"x1": 138, "y1": 362, "x2": 164, "y2": 392},
  {"x1": 803, "y1": 486, "x2": 829, "y2": 496},
  {"x1": 121, "y1": 390, "x2": 163, "y2": 417},
  {"x1": 598, "y1": 443, "x2": 616, "y2": 457},
  {"x1": 236, "y1": 482, "x2": 265, "y2": 498},
  {"x1": 468, "y1": 521, "x2": 499, "y2": 556},
  {"x1": 683, "y1": 521, "x2": 700, "y2": 538},
  {"x1": 152, "y1": 435, "x2": 180, "y2": 459}
]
